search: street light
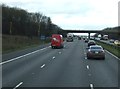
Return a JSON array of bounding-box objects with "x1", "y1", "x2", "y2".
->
[
  {"x1": 38, "y1": 16, "x2": 43, "y2": 37},
  {"x1": 10, "y1": 21, "x2": 12, "y2": 35}
]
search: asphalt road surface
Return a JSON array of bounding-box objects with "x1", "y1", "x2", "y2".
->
[{"x1": 2, "y1": 39, "x2": 119, "y2": 89}]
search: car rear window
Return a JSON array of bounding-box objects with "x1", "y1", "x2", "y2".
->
[{"x1": 91, "y1": 46, "x2": 102, "y2": 49}]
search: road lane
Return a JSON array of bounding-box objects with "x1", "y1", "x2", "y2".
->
[
  {"x1": 84, "y1": 41, "x2": 118, "y2": 87},
  {"x1": 2, "y1": 43, "x2": 51, "y2": 62},
  {"x1": 1, "y1": 46, "x2": 51, "y2": 65},
  {"x1": 2, "y1": 46, "x2": 64, "y2": 87},
  {"x1": 19, "y1": 40, "x2": 89, "y2": 87},
  {"x1": 2, "y1": 39, "x2": 119, "y2": 88}
]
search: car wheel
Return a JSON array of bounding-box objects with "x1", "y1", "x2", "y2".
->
[
  {"x1": 87, "y1": 56, "x2": 90, "y2": 59},
  {"x1": 60, "y1": 45, "x2": 64, "y2": 48},
  {"x1": 102, "y1": 57, "x2": 105, "y2": 60},
  {"x1": 52, "y1": 46, "x2": 54, "y2": 49}
]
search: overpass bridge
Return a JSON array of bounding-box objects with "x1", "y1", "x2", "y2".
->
[{"x1": 61, "y1": 29, "x2": 119, "y2": 39}]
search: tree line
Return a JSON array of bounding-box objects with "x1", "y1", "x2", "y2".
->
[
  {"x1": 2, "y1": 4, "x2": 65, "y2": 38},
  {"x1": 102, "y1": 26, "x2": 120, "y2": 40},
  {"x1": 94, "y1": 26, "x2": 120, "y2": 40}
]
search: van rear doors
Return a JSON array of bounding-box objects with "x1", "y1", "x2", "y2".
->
[{"x1": 51, "y1": 34, "x2": 63, "y2": 48}]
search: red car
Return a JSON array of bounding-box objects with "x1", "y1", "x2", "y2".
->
[{"x1": 51, "y1": 34, "x2": 64, "y2": 48}]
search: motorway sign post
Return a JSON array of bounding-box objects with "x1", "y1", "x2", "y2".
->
[{"x1": 40, "y1": 35, "x2": 46, "y2": 44}]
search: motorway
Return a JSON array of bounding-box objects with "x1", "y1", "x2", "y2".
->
[{"x1": 2, "y1": 39, "x2": 119, "y2": 89}]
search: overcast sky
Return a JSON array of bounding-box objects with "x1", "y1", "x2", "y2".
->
[{"x1": 1, "y1": 0, "x2": 119, "y2": 31}]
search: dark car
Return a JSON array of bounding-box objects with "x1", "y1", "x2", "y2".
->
[
  {"x1": 85, "y1": 38, "x2": 89, "y2": 43},
  {"x1": 87, "y1": 45, "x2": 105, "y2": 59},
  {"x1": 83, "y1": 37, "x2": 85, "y2": 40},
  {"x1": 88, "y1": 40, "x2": 96, "y2": 47},
  {"x1": 78, "y1": 37, "x2": 81, "y2": 40},
  {"x1": 109, "y1": 39, "x2": 114, "y2": 43},
  {"x1": 66, "y1": 37, "x2": 73, "y2": 42}
]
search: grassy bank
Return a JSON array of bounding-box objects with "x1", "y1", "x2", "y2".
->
[
  {"x1": 95, "y1": 41, "x2": 120, "y2": 58},
  {"x1": 2, "y1": 35, "x2": 50, "y2": 54}
]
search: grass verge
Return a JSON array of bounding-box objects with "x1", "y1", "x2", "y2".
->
[
  {"x1": 95, "y1": 40, "x2": 120, "y2": 58},
  {"x1": 2, "y1": 35, "x2": 50, "y2": 54}
]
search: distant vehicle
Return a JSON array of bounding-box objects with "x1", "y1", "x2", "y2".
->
[
  {"x1": 90, "y1": 37, "x2": 94, "y2": 40},
  {"x1": 114, "y1": 40, "x2": 120, "y2": 46},
  {"x1": 78, "y1": 36, "x2": 81, "y2": 40},
  {"x1": 87, "y1": 45, "x2": 105, "y2": 59},
  {"x1": 51, "y1": 34, "x2": 64, "y2": 48},
  {"x1": 95, "y1": 37, "x2": 101, "y2": 40},
  {"x1": 101, "y1": 35, "x2": 108, "y2": 40},
  {"x1": 88, "y1": 40, "x2": 96, "y2": 47},
  {"x1": 109, "y1": 39, "x2": 114, "y2": 43},
  {"x1": 82, "y1": 37, "x2": 85, "y2": 40},
  {"x1": 66, "y1": 33, "x2": 73, "y2": 42},
  {"x1": 85, "y1": 38, "x2": 89, "y2": 43}
]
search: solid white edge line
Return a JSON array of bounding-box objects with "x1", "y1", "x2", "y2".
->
[
  {"x1": 0, "y1": 46, "x2": 51, "y2": 65},
  {"x1": 105, "y1": 50, "x2": 120, "y2": 60},
  {"x1": 41, "y1": 64, "x2": 45, "y2": 68},
  {"x1": 90, "y1": 84, "x2": 94, "y2": 89},
  {"x1": 13, "y1": 82, "x2": 23, "y2": 89}
]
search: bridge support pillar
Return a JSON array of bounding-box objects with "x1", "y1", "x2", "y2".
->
[{"x1": 88, "y1": 33, "x2": 90, "y2": 39}]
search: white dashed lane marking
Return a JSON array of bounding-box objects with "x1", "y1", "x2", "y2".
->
[
  {"x1": 90, "y1": 84, "x2": 94, "y2": 89},
  {"x1": 41, "y1": 64, "x2": 45, "y2": 68},
  {"x1": 87, "y1": 65, "x2": 89, "y2": 69},
  {"x1": 59, "y1": 52, "x2": 62, "y2": 54},
  {"x1": 85, "y1": 57, "x2": 87, "y2": 60},
  {"x1": 52, "y1": 56, "x2": 55, "y2": 59}
]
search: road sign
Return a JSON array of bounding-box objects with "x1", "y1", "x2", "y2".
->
[{"x1": 40, "y1": 35, "x2": 46, "y2": 40}]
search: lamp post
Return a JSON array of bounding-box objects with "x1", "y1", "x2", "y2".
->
[
  {"x1": 10, "y1": 21, "x2": 12, "y2": 35},
  {"x1": 38, "y1": 16, "x2": 43, "y2": 37}
]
